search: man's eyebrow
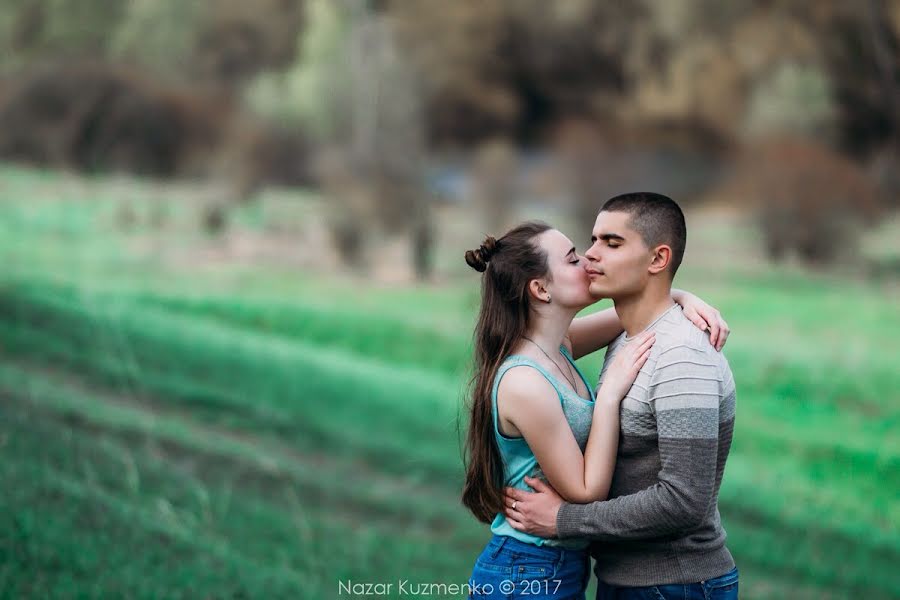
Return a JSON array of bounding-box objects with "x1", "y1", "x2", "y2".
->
[{"x1": 591, "y1": 233, "x2": 626, "y2": 242}]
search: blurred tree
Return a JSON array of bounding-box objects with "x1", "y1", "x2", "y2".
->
[
  {"x1": 311, "y1": 2, "x2": 434, "y2": 280},
  {"x1": 743, "y1": 62, "x2": 835, "y2": 139},
  {"x1": 189, "y1": 0, "x2": 304, "y2": 95},
  {"x1": 503, "y1": 0, "x2": 645, "y2": 131},
  {"x1": 109, "y1": 0, "x2": 203, "y2": 79},
  {"x1": 389, "y1": 0, "x2": 520, "y2": 146},
  {"x1": 470, "y1": 138, "x2": 518, "y2": 233},
  {"x1": 807, "y1": 1, "x2": 900, "y2": 156},
  {"x1": 245, "y1": 0, "x2": 350, "y2": 133},
  {"x1": 0, "y1": 0, "x2": 127, "y2": 71},
  {"x1": 7, "y1": 0, "x2": 43, "y2": 52},
  {"x1": 388, "y1": 0, "x2": 648, "y2": 146}
]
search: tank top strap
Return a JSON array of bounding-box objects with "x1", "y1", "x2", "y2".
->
[
  {"x1": 493, "y1": 355, "x2": 567, "y2": 402},
  {"x1": 491, "y1": 355, "x2": 566, "y2": 444}
]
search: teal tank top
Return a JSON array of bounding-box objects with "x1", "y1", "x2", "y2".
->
[{"x1": 489, "y1": 345, "x2": 595, "y2": 549}]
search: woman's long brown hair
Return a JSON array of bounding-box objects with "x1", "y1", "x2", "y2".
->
[{"x1": 461, "y1": 221, "x2": 553, "y2": 523}]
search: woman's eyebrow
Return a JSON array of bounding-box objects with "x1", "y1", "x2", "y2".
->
[{"x1": 565, "y1": 246, "x2": 576, "y2": 257}]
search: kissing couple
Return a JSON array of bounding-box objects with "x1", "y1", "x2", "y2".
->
[{"x1": 462, "y1": 193, "x2": 739, "y2": 599}]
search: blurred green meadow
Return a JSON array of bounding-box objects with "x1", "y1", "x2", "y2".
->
[{"x1": 1, "y1": 164, "x2": 898, "y2": 599}]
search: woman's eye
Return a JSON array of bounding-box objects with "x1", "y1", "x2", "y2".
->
[{"x1": 570, "y1": 259, "x2": 580, "y2": 265}]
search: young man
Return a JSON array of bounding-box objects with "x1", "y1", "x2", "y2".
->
[{"x1": 503, "y1": 192, "x2": 739, "y2": 599}]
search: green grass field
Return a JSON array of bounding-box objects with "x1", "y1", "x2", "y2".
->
[{"x1": 1, "y1": 165, "x2": 898, "y2": 599}]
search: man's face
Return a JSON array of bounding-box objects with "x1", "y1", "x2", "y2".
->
[{"x1": 583, "y1": 210, "x2": 654, "y2": 300}]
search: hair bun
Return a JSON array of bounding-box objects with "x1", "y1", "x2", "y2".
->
[{"x1": 465, "y1": 236, "x2": 499, "y2": 273}]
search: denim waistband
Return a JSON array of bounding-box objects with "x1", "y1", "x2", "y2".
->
[{"x1": 486, "y1": 534, "x2": 587, "y2": 562}]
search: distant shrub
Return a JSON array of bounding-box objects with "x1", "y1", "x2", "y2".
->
[
  {"x1": 729, "y1": 136, "x2": 884, "y2": 265},
  {"x1": 0, "y1": 61, "x2": 226, "y2": 177}
]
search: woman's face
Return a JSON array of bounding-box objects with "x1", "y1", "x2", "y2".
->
[{"x1": 534, "y1": 229, "x2": 594, "y2": 310}]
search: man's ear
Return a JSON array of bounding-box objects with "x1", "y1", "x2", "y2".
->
[{"x1": 648, "y1": 245, "x2": 672, "y2": 275}]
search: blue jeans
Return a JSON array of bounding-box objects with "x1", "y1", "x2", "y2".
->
[
  {"x1": 469, "y1": 534, "x2": 590, "y2": 599},
  {"x1": 594, "y1": 566, "x2": 739, "y2": 600}
]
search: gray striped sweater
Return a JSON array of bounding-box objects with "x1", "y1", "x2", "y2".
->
[{"x1": 557, "y1": 303, "x2": 736, "y2": 586}]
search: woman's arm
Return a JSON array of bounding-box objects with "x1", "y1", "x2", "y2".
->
[
  {"x1": 567, "y1": 289, "x2": 730, "y2": 360},
  {"x1": 498, "y1": 332, "x2": 655, "y2": 503},
  {"x1": 672, "y1": 289, "x2": 730, "y2": 351}
]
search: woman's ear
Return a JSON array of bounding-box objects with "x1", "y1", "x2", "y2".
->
[
  {"x1": 528, "y1": 279, "x2": 552, "y2": 303},
  {"x1": 648, "y1": 245, "x2": 672, "y2": 275}
]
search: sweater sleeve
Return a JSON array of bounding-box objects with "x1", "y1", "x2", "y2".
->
[{"x1": 556, "y1": 345, "x2": 722, "y2": 541}]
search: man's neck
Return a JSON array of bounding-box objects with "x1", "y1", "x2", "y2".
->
[{"x1": 614, "y1": 287, "x2": 676, "y2": 338}]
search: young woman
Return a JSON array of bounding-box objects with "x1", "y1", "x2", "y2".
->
[{"x1": 461, "y1": 221, "x2": 729, "y2": 600}]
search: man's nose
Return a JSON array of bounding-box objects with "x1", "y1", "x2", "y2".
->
[{"x1": 584, "y1": 242, "x2": 600, "y2": 262}]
